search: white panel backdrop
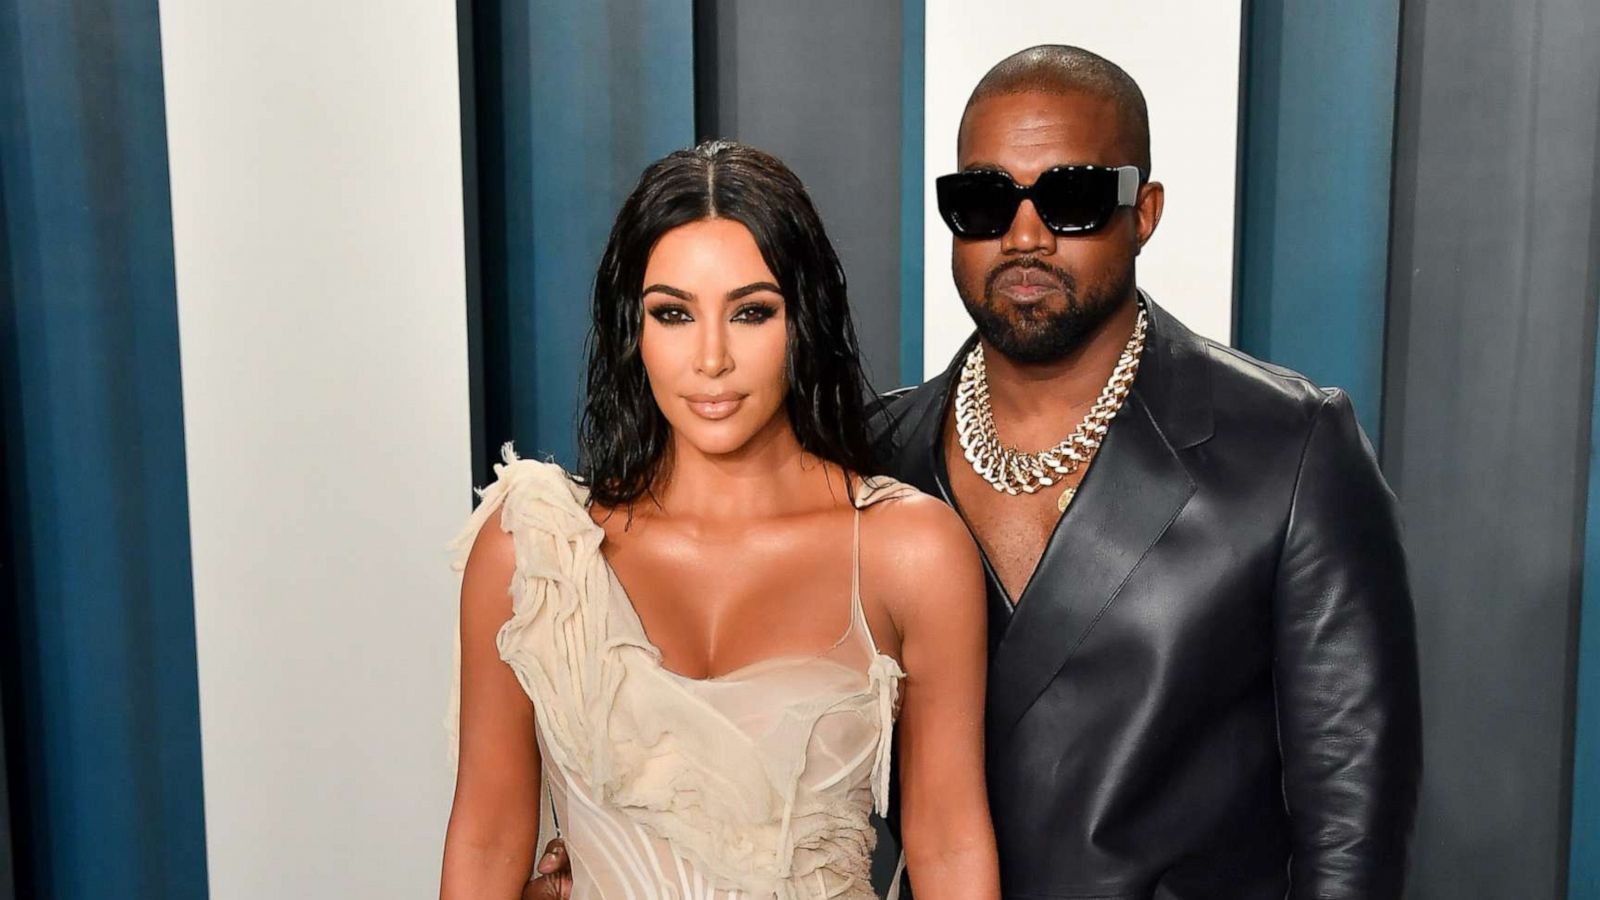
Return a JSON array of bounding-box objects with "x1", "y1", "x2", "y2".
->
[
  {"x1": 922, "y1": 1, "x2": 1244, "y2": 374},
  {"x1": 159, "y1": 1, "x2": 470, "y2": 895}
]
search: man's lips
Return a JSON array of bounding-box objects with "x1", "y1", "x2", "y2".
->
[
  {"x1": 998, "y1": 283, "x2": 1057, "y2": 302},
  {"x1": 989, "y1": 264, "x2": 1066, "y2": 303},
  {"x1": 993, "y1": 267, "x2": 1063, "y2": 289},
  {"x1": 684, "y1": 392, "x2": 745, "y2": 420}
]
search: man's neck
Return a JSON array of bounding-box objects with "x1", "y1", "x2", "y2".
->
[{"x1": 981, "y1": 292, "x2": 1141, "y2": 427}]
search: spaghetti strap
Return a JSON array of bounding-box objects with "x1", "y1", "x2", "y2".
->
[
  {"x1": 851, "y1": 496, "x2": 863, "y2": 608},
  {"x1": 848, "y1": 472, "x2": 922, "y2": 655}
]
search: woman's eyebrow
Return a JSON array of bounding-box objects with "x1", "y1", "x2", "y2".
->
[
  {"x1": 726, "y1": 281, "x2": 782, "y2": 301},
  {"x1": 642, "y1": 284, "x2": 693, "y2": 300}
]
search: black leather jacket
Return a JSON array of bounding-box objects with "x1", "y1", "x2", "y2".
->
[{"x1": 873, "y1": 298, "x2": 1422, "y2": 900}]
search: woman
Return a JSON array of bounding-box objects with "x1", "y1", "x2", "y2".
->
[{"x1": 440, "y1": 141, "x2": 998, "y2": 900}]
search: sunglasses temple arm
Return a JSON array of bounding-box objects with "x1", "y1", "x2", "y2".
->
[{"x1": 1117, "y1": 166, "x2": 1141, "y2": 206}]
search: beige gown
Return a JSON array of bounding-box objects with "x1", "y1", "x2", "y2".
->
[{"x1": 448, "y1": 447, "x2": 913, "y2": 899}]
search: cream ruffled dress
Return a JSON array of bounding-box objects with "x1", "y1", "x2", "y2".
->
[{"x1": 448, "y1": 448, "x2": 914, "y2": 899}]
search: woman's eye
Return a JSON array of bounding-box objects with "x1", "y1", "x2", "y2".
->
[
  {"x1": 649, "y1": 306, "x2": 692, "y2": 325},
  {"x1": 732, "y1": 304, "x2": 777, "y2": 324}
]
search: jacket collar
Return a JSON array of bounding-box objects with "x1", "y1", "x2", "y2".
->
[
  {"x1": 1129, "y1": 293, "x2": 1214, "y2": 451},
  {"x1": 880, "y1": 292, "x2": 1213, "y2": 743}
]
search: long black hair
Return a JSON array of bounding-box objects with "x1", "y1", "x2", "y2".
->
[{"x1": 578, "y1": 140, "x2": 878, "y2": 507}]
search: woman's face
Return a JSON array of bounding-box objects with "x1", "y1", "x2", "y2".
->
[{"x1": 639, "y1": 218, "x2": 790, "y2": 458}]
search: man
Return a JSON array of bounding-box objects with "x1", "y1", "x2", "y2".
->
[{"x1": 530, "y1": 44, "x2": 1421, "y2": 900}]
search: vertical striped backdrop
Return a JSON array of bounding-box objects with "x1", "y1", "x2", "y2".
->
[{"x1": 1, "y1": 2, "x2": 1596, "y2": 898}]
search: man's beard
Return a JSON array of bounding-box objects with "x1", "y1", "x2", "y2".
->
[{"x1": 957, "y1": 257, "x2": 1134, "y2": 365}]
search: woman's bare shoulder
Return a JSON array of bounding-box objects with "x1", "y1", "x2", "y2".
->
[
  {"x1": 459, "y1": 513, "x2": 517, "y2": 604},
  {"x1": 466, "y1": 511, "x2": 516, "y2": 563},
  {"x1": 860, "y1": 485, "x2": 983, "y2": 614},
  {"x1": 862, "y1": 485, "x2": 969, "y2": 548}
]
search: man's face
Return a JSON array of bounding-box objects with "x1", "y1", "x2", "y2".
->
[{"x1": 952, "y1": 89, "x2": 1159, "y2": 364}]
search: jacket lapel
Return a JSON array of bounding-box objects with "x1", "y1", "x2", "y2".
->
[
  {"x1": 983, "y1": 393, "x2": 1195, "y2": 742},
  {"x1": 983, "y1": 298, "x2": 1206, "y2": 743}
]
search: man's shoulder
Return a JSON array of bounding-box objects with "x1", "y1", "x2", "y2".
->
[
  {"x1": 1209, "y1": 339, "x2": 1332, "y2": 410},
  {"x1": 1152, "y1": 319, "x2": 1383, "y2": 504},
  {"x1": 1166, "y1": 322, "x2": 1340, "y2": 433}
]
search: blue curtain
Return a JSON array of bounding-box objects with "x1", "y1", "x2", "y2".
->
[
  {"x1": 0, "y1": 2, "x2": 207, "y2": 897},
  {"x1": 1235, "y1": 0, "x2": 1401, "y2": 445},
  {"x1": 465, "y1": 0, "x2": 696, "y2": 471}
]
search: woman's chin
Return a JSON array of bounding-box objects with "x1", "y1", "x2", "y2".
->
[
  {"x1": 666, "y1": 413, "x2": 781, "y2": 459},
  {"x1": 676, "y1": 428, "x2": 759, "y2": 458}
]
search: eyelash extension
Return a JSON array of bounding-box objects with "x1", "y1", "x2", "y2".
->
[
  {"x1": 646, "y1": 302, "x2": 779, "y2": 326},
  {"x1": 647, "y1": 305, "x2": 692, "y2": 325},
  {"x1": 732, "y1": 303, "x2": 778, "y2": 324}
]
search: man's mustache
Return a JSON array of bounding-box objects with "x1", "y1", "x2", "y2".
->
[{"x1": 984, "y1": 257, "x2": 1077, "y2": 300}]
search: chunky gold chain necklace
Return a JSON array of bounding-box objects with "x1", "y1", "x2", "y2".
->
[{"x1": 955, "y1": 302, "x2": 1148, "y2": 512}]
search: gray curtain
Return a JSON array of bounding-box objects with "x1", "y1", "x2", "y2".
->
[{"x1": 1382, "y1": 0, "x2": 1600, "y2": 897}]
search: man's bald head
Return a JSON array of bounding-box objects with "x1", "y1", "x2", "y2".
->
[{"x1": 961, "y1": 45, "x2": 1151, "y2": 178}]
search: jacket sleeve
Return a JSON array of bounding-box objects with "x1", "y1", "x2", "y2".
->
[{"x1": 1272, "y1": 389, "x2": 1423, "y2": 899}]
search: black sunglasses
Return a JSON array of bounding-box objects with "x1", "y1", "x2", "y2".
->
[{"x1": 935, "y1": 164, "x2": 1142, "y2": 239}]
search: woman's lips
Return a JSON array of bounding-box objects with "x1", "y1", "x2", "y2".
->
[{"x1": 684, "y1": 393, "x2": 745, "y2": 420}]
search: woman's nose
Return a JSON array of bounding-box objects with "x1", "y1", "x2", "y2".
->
[{"x1": 694, "y1": 322, "x2": 733, "y2": 378}]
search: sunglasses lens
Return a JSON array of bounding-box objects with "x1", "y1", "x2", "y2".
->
[
  {"x1": 1032, "y1": 168, "x2": 1120, "y2": 233},
  {"x1": 937, "y1": 173, "x2": 1019, "y2": 238}
]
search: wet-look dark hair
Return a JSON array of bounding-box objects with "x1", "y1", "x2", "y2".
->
[{"x1": 578, "y1": 139, "x2": 878, "y2": 507}]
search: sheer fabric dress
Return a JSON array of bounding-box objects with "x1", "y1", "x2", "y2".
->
[{"x1": 448, "y1": 449, "x2": 915, "y2": 899}]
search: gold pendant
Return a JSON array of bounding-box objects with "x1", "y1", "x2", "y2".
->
[{"x1": 1057, "y1": 486, "x2": 1076, "y2": 513}]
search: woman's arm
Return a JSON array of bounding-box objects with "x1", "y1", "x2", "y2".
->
[
  {"x1": 873, "y1": 497, "x2": 1001, "y2": 900},
  {"x1": 440, "y1": 517, "x2": 543, "y2": 900}
]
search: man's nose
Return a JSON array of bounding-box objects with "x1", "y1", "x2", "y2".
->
[{"x1": 1001, "y1": 199, "x2": 1057, "y2": 255}]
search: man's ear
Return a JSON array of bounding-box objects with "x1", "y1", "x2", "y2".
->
[{"x1": 1133, "y1": 180, "x2": 1164, "y2": 254}]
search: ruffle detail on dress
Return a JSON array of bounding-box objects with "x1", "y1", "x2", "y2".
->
[
  {"x1": 866, "y1": 652, "x2": 905, "y2": 817},
  {"x1": 444, "y1": 443, "x2": 642, "y2": 770},
  {"x1": 445, "y1": 445, "x2": 905, "y2": 898}
]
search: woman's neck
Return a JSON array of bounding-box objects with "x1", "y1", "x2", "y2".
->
[{"x1": 649, "y1": 416, "x2": 840, "y2": 521}]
